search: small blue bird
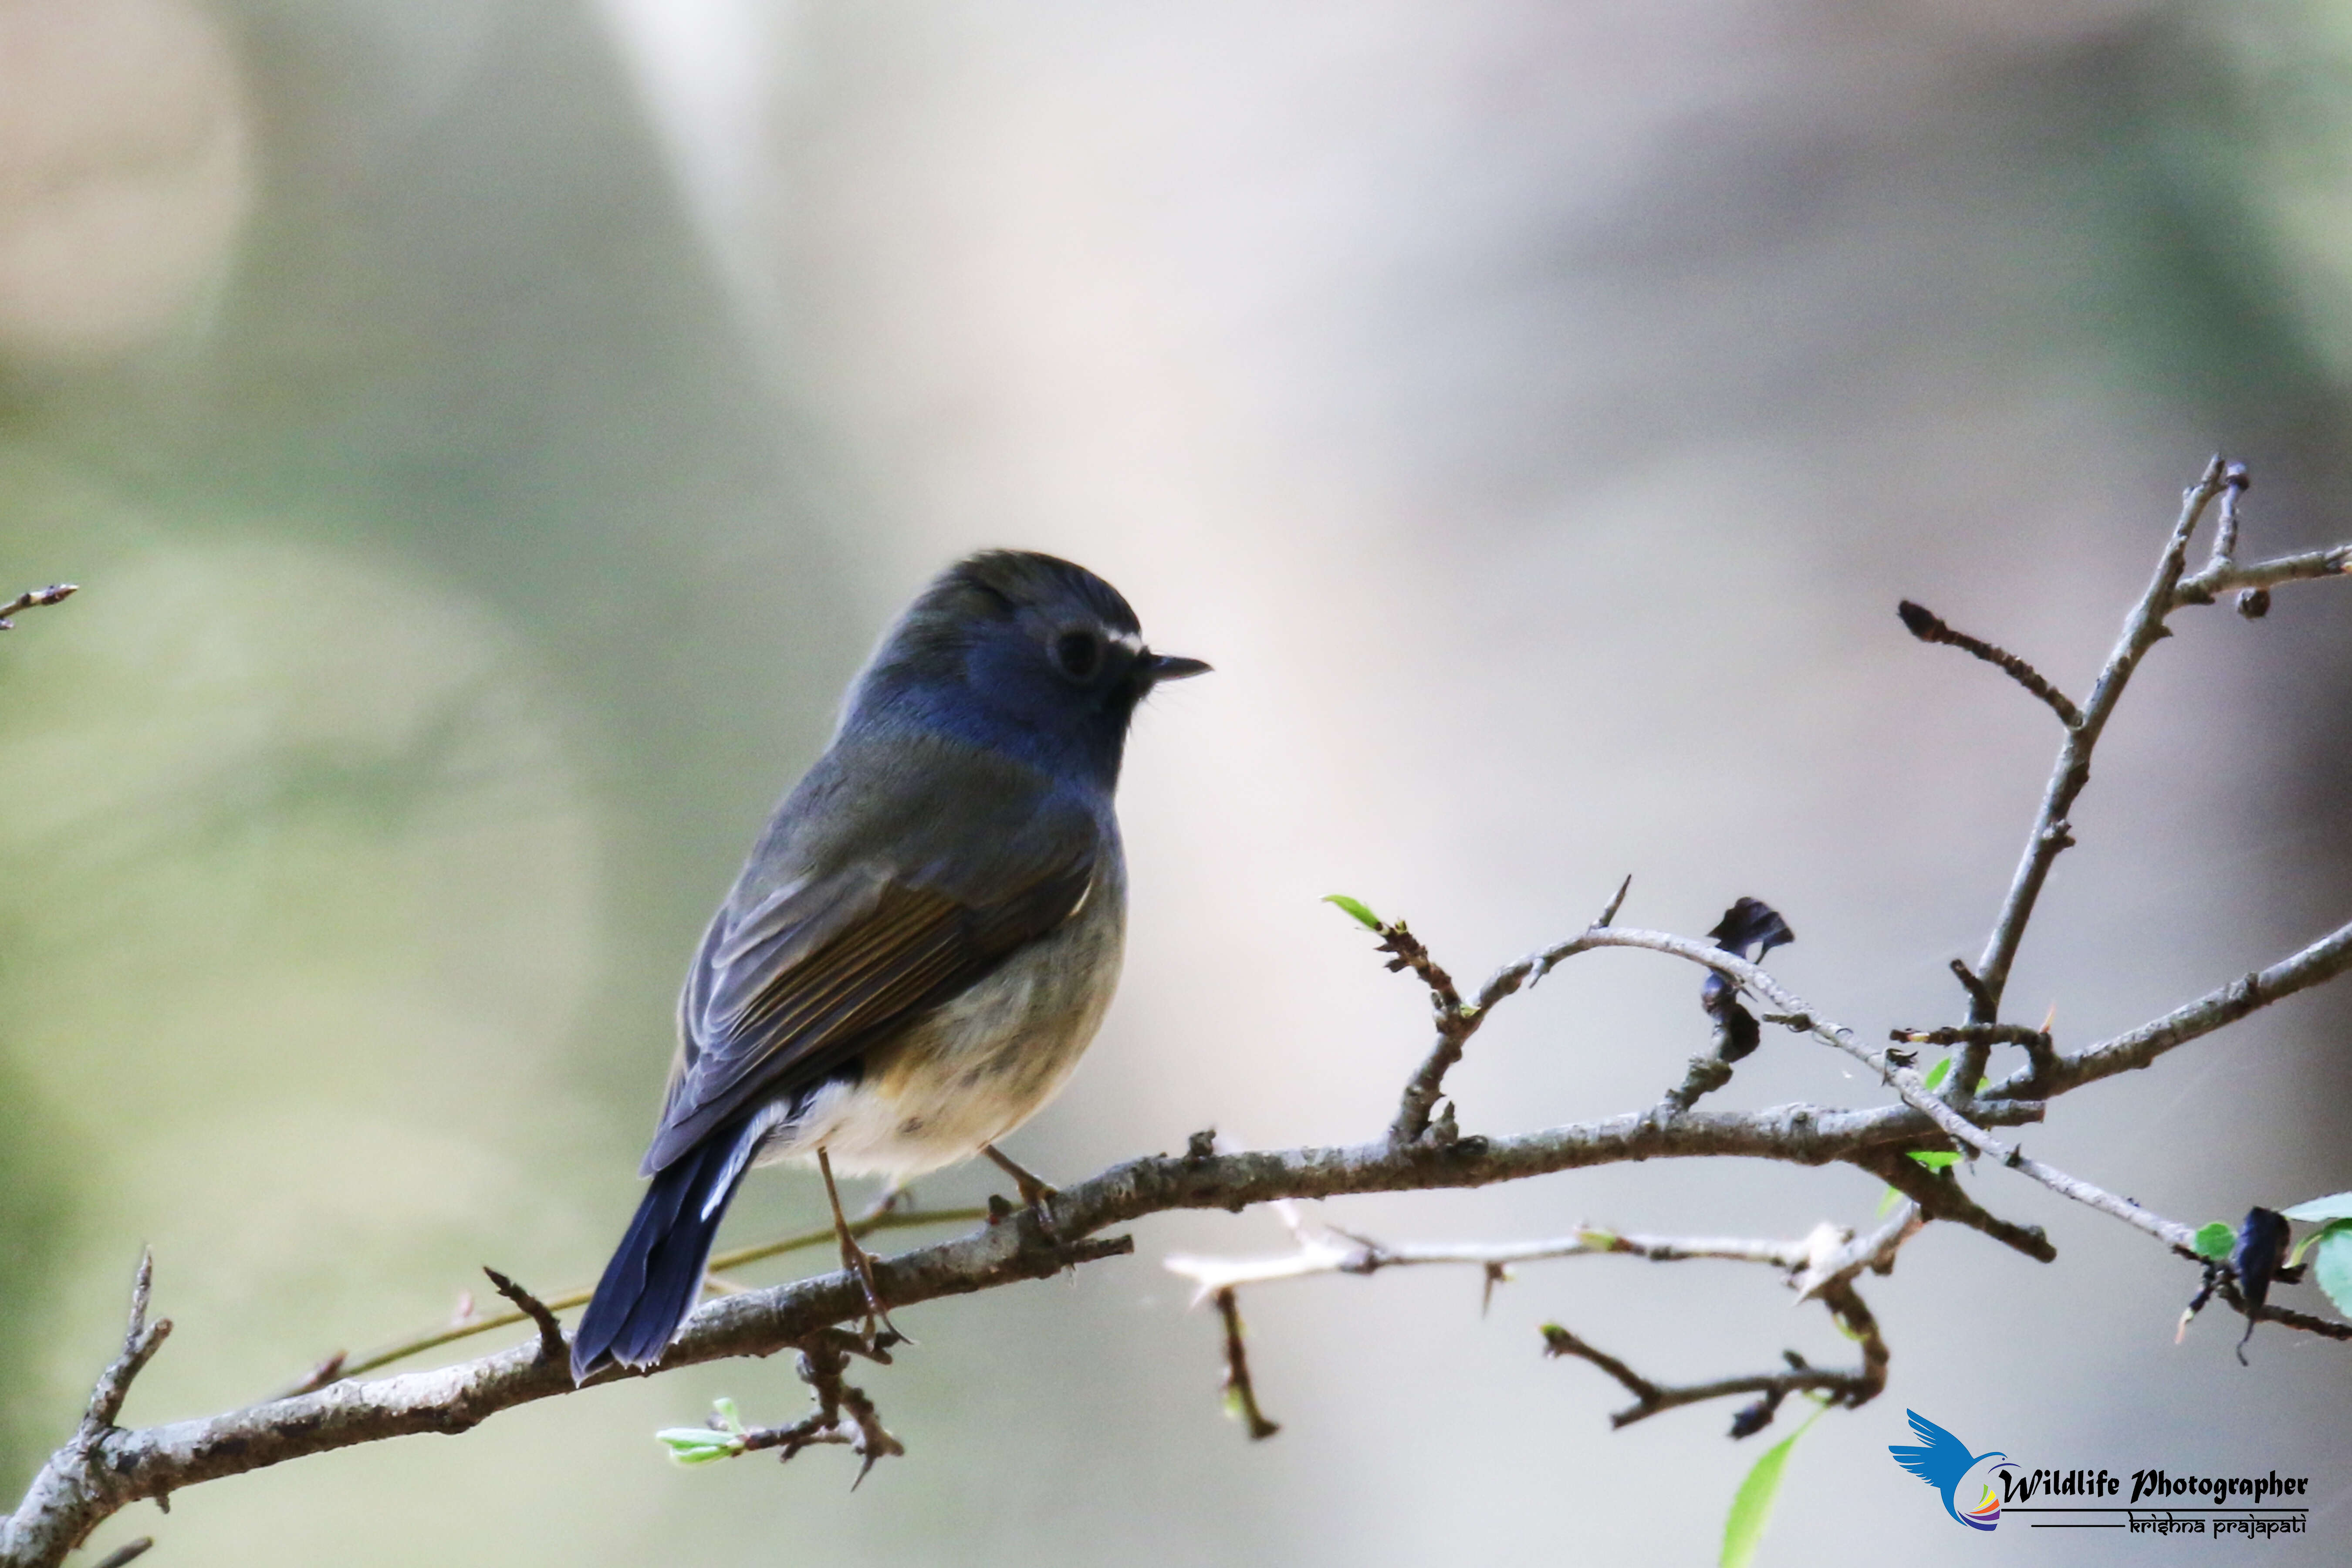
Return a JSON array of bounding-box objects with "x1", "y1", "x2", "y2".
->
[
  {"x1": 1889, "y1": 1409, "x2": 2010, "y2": 1531},
  {"x1": 569, "y1": 550, "x2": 1206, "y2": 1381}
]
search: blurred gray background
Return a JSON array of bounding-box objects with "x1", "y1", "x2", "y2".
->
[{"x1": 2, "y1": 1, "x2": 2350, "y2": 1562}]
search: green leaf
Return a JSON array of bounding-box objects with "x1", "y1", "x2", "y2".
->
[
  {"x1": 2281, "y1": 1191, "x2": 2352, "y2": 1224},
  {"x1": 1876, "y1": 1185, "x2": 1903, "y2": 1217},
  {"x1": 1921, "y1": 1057, "x2": 1950, "y2": 1091},
  {"x1": 2192, "y1": 1222, "x2": 2236, "y2": 1262},
  {"x1": 2289, "y1": 1217, "x2": 2352, "y2": 1269},
  {"x1": 2313, "y1": 1229, "x2": 2352, "y2": 1320},
  {"x1": 655, "y1": 1397, "x2": 752, "y2": 1465},
  {"x1": 1906, "y1": 1151, "x2": 1961, "y2": 1171},
  {"x1": 655, "y1": 1428, "x2": 745, "y2": 1466},
  {"x1": 1721, "y1": 1402, "x2": 1827, "y2": 1568},
  {"x1": 1322, "y1": 894, "x2": 1382, "y2": 931}
]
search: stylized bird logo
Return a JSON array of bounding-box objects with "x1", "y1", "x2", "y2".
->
[{"x1": 1889, "y1": 1409, "x2": 2009, "y2": 1531}]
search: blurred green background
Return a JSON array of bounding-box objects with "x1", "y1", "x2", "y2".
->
[{"x1": 3, "y1": 2, "x2": 2351, "y2": 1563}]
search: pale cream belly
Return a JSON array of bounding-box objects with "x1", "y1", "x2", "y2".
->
[{"x1": 755, "y1": 867, "x2": 1126, "y2": 1179}]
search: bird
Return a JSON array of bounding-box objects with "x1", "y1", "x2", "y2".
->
[
  {"x1": 1889, "y1": 1409, "x2": 2009, "y2": 1531},
  {"x1": 568, "y1": 549, "x2": 1206, "y2": 1382}
]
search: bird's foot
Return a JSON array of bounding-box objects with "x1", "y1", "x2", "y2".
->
[
  {"x1": 837, "y1": 1230, "x2": 907, "y2": 1352},
  {"x1": 981, "y1": 1142, "x2": 1061, "y2": 1236}
]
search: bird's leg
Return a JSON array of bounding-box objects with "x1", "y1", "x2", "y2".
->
[
  {"x1": 818, "y1": 1148, "x2": 905, "y2": 1347},
  {"x1": 981, "y1": 1142, "x2": 1060, "y2": 1232}
]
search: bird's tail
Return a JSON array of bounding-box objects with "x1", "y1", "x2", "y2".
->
[{"x1": 570, "y1": 1123, "x2": 756, "y2": 1382}]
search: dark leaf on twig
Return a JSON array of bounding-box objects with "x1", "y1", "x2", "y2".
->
[
  {"x1": 1708, "y1": 898, "x2": 1795, "y2": 962},
  {"x1": 1713, "y1": 1001, "x2": 1761, "y2": 1063},
  {"x1": 1696, "y1": 901, "x2": 1791, "y2": 1067},
  {"x1": 2231, "y1": 1207, "x2": 2292, "y2": 1363},
  {"x1": 1728, "y1": 1391, "x2": 1784, "y2": 1439}
]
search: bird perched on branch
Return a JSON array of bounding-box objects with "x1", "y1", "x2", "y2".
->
[{"x1": 570, "y1": 551, "x2": 1206, "y2": 1382}]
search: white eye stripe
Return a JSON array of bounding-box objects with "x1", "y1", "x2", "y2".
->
[{"x1": 1104, "y1": 629, "x2": 1143, "y2": 654}]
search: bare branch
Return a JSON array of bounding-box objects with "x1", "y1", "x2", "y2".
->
[
  {"x1": 1998, "y1": 1150, "x2": 2199, "y2": 1251},
  {"x1": 0, "y1": 1089, "x2": 2063, "y2": 1568},
  {"x1": 81, "y1": 1252, "x2": 169, "y2": 1440},
  {"x1": 87, "y1": 1542, "x2": 150, "y2": 1568},
  {"x1": 2176, "y1": 543, "x2": 2352, "y2": 602},
  {"x1": 1511, "y1": 924, "x2": 2023, "y2": 1165},
  {"x1": 1211, "y1": 1290, "x2": 1280, "y2": 1440},
  {"x1": 1967, "y1": 457, "x2": 2230, "y2": 1058},
  {"x1": 1540, "y1": 1277, "x2": 1886, "y2": 1433},
  {"x1": 2214, "y1": 1281, "x2": 2352, "y2": 1345},
  {"x1": 279, "y1": 1204, "x2": 987, "y2": 1395},
  {"x1": 736, "y1": 1331, "x2": 905, "y2": 1484},
  {"x1": 1376, "y1": 919, "x2": 1480, "y2": 1147},
  {"x1": 1385, "y1": 876, "x2": 1637, "y2": 1144},
  {"x1": 0, "y1": 584, "x2": 75, "y2": 631},
  {"x1": 480, "y1": 1270, "x2": 565, "y2": 1365},
  {"x1": 1895, "y1": 599, "x2": 2083, "y2": 728},
  {"x1": 1984, "y1": 916, "x2": 2352, "y2": 1100},
  {"x1": 1857, "y1": 1153, "x2": 2054, "y2": 1263},
  {"x1": 1163, "y1": 1204, "x2": 1821, "y2": 1298}
]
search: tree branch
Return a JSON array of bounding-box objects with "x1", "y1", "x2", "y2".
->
[
  {"x1": 1895, "y1": 599, "x2": 2083, "y2": 728},
  {"x1": 1983, "y1": 916, "x2": 2352, "y2": 1100},
  {"x1": 0, "y1": 583, "x2": 75, "y2": 631},
  {"x1": 1162, "y1": 1202, "x2": 1825, "y2": 1298},
  {"x1": 1211, "y1": 1289, "x2": 1280, "y2": 1441},
  {"x1": 279, "y1": 1203, "x2": 988, "y2": 1395},
  {"x1": 1540, "y1": 1276, "x2": 1887, "y2": 1433},
  {"x1": 1856, "y1": 1152, "x2": 2054, "y2": 1263},
  {"x1": 1967, "y1": 457, "x2": 2230, "y2": 1046}
]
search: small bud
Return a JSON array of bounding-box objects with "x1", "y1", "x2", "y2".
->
[{"x1": 2236, "y1": 587, "x2": 2271, "y2": 620}]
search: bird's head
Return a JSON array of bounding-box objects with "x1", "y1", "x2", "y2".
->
[{"x1": 852, "y1": 549, "x2": 1207, "y2": 780}]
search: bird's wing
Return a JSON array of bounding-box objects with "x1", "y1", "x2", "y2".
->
[
  {"x1": 642, "y1": 777, "x2": 1099, "y2": 1175},
  {"x1": 1887, "y1": 1409, "x2": 1971, "y2": 1489}
]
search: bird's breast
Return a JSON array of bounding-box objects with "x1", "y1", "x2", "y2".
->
[{"x1": 780, "y1": 853, "x2": 1128, "y2": 1178}]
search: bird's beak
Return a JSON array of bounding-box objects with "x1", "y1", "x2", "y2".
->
[{"x1": 1137, "y1": 649, "x2": 1211, "y2": 684}]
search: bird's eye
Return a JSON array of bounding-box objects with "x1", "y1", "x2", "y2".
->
[{"x1": 1055, "y1": 629, "x2": 1102, "y2": 680}]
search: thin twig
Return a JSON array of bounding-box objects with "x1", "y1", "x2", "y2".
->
[
  {"x1": 1895, "y1": 600, "x2": 2083, "y2": 728},
  {"x1": 0, "y1": 584, "x2": 75, "y2": 631},
  {"x1": 1858, "y1": 1152, "x2": 2055, "y2": 1263},
  {"x1": 1163, "y1": 1206, "x2": 1818, "y2": 1298},
  {"x1": 1212, "y1": 1290, "x2": 1280, "y2": 1440},
  {"x1": 80, "y1": 1252, "x2": 169, "y2": 1441},
  {"x1": 1965, "y1": 457, "x2": 2230, "y2": 1085},
  {"x1": 86, "y1": 1542, "x2": 150, "y2": 1568},
  {"x1": 278, "y1": 1204, "x2": 987, "y2": 1394},
  {"x1": 2214, "y1": 1281, "x2": 2352, "y2": 1344},
  {"x1": 1513, "y1": 925, "x2": 2021, "y2": 1164},
  {"x1": 1998, "y1": 1151, "x2": 2198, "y2": 1251},
  {"x1": 1891, "y1": 1023, "x2": 2051, "y2": 1049},
  {"x1": 1540, "y1": 1283, "x2": 1885, "y2": 1433},
  {"x1": 480, "y1": 1270, "x2": 565, "y2": 1365},
  {"x1": 1379, "y1": 921, "x2": 1479, "y2": 1148},
  {"x1": 1983, "y1": 917, "x2": 2352, "y2": 1100},
  {"x1": 2175, "y1": 542, "x2": 2352, "y2": 603},
  {"x1": 1894, "y1": 1021, "x2": 2060, "y2": 1092}
]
